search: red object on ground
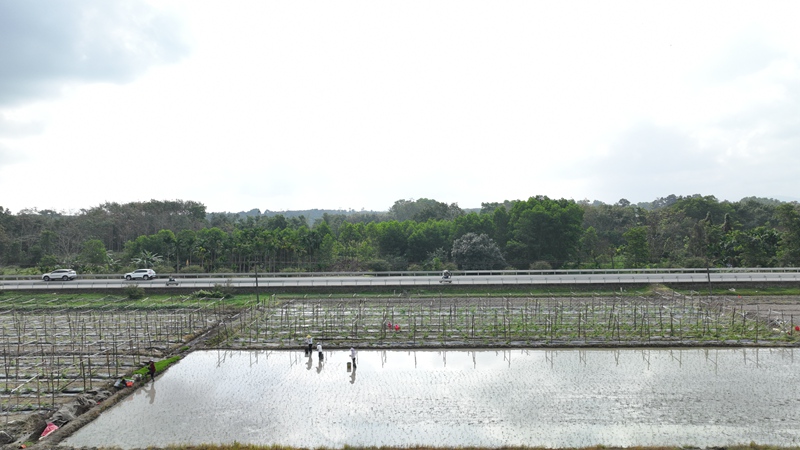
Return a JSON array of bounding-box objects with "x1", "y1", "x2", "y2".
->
[
  {"x1": 395, "y1": 324, "x2": 400, "y2": 331},
  {"x1": 40, "y1": 422, "x2": 58, "y2": 439},
  {"x1": 795, "y1": 326, "x2": 799, "y2": 332},
  {"x1": 387, "y1": 322, "x2": 392, "y2": 328}
]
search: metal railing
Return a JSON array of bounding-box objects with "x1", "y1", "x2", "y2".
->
[
  {"x1": 2, "y1": 267, "x2": 800, "y2": 290},
  {"x1": 3, "y1": 266, "x2": 800, "y2": 281}
]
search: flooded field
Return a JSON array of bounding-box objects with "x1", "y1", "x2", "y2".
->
[{"x1": 63, "y1": 347, "x2": 800, "y2": 449}]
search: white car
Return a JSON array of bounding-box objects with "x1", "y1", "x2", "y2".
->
[
  {"x1": 124, "y1": 269, "x2": 157, "y2": 281},
  {"x1": 42, "y1": 269, "x2": 77, "y2": 281}
]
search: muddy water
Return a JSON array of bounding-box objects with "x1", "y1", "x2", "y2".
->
[{"x1": 63, "y1": 348, "x2": 800, "y2": 449}]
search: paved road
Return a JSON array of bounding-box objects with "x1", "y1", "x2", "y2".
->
[{"x1": 3, "y1": 271, "x2": 800, "y2": 290}]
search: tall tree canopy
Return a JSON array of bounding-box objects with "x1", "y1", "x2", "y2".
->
[
  {"x1": 2, "y1": 195, "x2": 799, "y2": 274},
  {"x1": 505, "y1": 196, "x2": 584, "y2": 269}
]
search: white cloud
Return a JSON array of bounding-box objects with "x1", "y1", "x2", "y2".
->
[{"x1": 2, "y1": 0, "x2": 800, "y2": 213}]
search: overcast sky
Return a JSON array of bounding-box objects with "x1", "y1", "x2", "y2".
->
[{"x1": 1, "y1": 0, "x2": 799, "y2": 215}]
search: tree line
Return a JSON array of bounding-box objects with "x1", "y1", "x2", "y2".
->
[{"x1": 1, "y1": 195, "x2": 799, "y2": 275}]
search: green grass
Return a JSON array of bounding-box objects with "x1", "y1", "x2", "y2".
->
[
  {"x1": 0, "y1": 291, "x2": 257, "y2": 309},
  {"x1": 7, "y1": 283, "x2": 795, "y2": 310},
  {"x1": 0, "y1": 286, "x2": 655, "y2": 310},
  {"x1": 132, "y1": 355, "x2": 183, "y2": 378}
]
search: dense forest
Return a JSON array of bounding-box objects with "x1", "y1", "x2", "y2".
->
[{"x1": 1, "y1": 195, "x2": 799, "y2": 275}]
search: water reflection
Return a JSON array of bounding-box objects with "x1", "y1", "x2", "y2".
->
[
  {"x1": 64, "y1": 348, "x2": 800, "y2": 449},
  {"x1": 142, "y1": 381, "x2": 156, "y2": 404}
]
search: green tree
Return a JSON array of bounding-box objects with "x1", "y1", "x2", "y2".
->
[
  {"x1": 155, "y1": 229, "x2": 177, "y2": 267},
  {"x1": 622, "y1": 226, "x2": 650, "y2": 268},
  {"x1": 581, "y1": 202, "x2": 642, "y2": 251},
  {"x1": 451, "y1": 233, "x2": 506, "y2": 270},
  {"x1": 491, "y1": 205, "x2": 511, "y2": 248},
  {"x1": 776, "y1": 203, "x2": 800, "y2": 266},
  {"x1": 389, "y1": 198, "x2": 463, "y2": 222},
  {"x1": 36, "y1": 254, "x2": 60, "y2": 272},
  {"x1": 731, "y1": 197, "x2": 779, "y2": 230},
  {"x1": 672, "y1": 194, "x2": 733, "y2": 223},
  {"x1": 196, "y1": 227, "x2": 228, "y2": 271},
  {"x1": 406, "y1": 220, "x2": 453, "y2": 263},
  {"x1": 369, "y1": 221, "x2": 410, "y2": 258},
  {"x1": 176, "y1": 229, "x2": 198, "y2": 269},
  {"x1": 505, "y1": 196, "x2": 584, "y2": 268},
  {"x1": 105, "y1": 250, "x2": 122, "y2": 272},
  {"x1": 452, "y1": 213, "x2": 495, "y2": 241},
  {"x1": 731, "y1": 227, "x2": 780, "y2": 267},
  {"x1": 684, "y1": 213, "x2": 727, "y2": 267},
  {"x1": 643, "y1": 207, "x2": 693, "y2": 266},
  {"x1": 132, "y1": 250, "x2": 163, "y2": 268},
  {"x1": 79, "y1": 239, "x2": 108, "y2": 267},
  {"x1": 578, "y1": 226, "x2": 604, "y2": 268}
]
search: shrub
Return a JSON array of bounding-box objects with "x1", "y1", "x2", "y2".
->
[
  {"x1": 530, "y1": 260, "x2": 553, "y2": 270},
  {"x1": 681, "y1": 257, "x2": 709, "y2": 268},
  {"x1": 0, "y1": 266, "x2": 40, "y2": 276},
  {"x1": 154, "y1": 264, "x2": 175, "y2": 275},
  {"x1": 192, "y1": 281, "x2": 235, "y2": 299},
  {"x1": 191, "y1": 289, "x2": 214, "y2": 298},
  {"x1": 124, "y1": 284, "x2": 145, "y2": 300},
  {"x1": 179, "y1": 265, "x2": 204, "y2": 274},
  {"x1": 211, "y1": 282, "x2": 236, "y2": 298},
  {"x1": 384, "y1": 255, "x2": 409, "y2": 271},
  {"x1": 37, "y1": 255, "x2": 60, "y2": 273},
  {"x1": 364, "y1": 259, "x2": 391, "y2": 272}
]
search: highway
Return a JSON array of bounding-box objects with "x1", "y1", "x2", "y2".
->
[{"x1": 3, "y1": 269, "x2": 800, "y2": 290}]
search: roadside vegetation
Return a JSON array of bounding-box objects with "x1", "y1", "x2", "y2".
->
[{"x1": 2, "y1": 195, "x2": 800, "y2": 280}]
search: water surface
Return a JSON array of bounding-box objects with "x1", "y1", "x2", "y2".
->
[{"x1": 63, "y1": 348, "x2": 800, "y2": 448}]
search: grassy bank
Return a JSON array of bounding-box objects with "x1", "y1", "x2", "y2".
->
[{"x1": 5, "y1": 283, "x2": 800, "y2": 307}]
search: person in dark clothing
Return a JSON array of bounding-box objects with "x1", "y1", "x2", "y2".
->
[{"x1": 147, "y1": 360, "x2": 156, "y2": 381}]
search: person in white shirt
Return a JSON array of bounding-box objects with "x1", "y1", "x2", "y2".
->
[
  {"x1": 317, "y1": 342, "x2": 323, "y2": 360},
  {"x1": 349, "y1": 347, "x2": 357, "y2": 369}
]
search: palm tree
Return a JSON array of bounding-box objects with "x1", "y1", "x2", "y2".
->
[{"x1": 132, "y1": 250, "x2": 163, "y2": 268}]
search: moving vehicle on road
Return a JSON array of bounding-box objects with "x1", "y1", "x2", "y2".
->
[
  {"x1": 124, "y1": 269, "x2": 157, "y2": 281},
  {"x1": 42, "y1": 269, "x2": 77, "y2": 281},
  {"x1": 440, "y1": 270, "x2": 452, "y2": 283}
]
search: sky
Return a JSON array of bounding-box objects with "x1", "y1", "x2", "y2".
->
[{"x1": 1, "y1": 1, "x2": 799, "y2": 215}]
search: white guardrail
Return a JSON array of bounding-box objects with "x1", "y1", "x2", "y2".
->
[
  {"x1": 1, "y1": 268, "x2": 800, "y2": 290},
  {"x1": 2, "y1": 266, "x2": 800, "y2": 280}
]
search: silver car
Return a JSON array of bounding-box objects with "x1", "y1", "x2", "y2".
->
[
  {"x1": 42, "y1": 269, "x2": 77, "y2": 281},
  {"x1": 124, "y1": 269, "x2": 157, "y2": 281}
]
